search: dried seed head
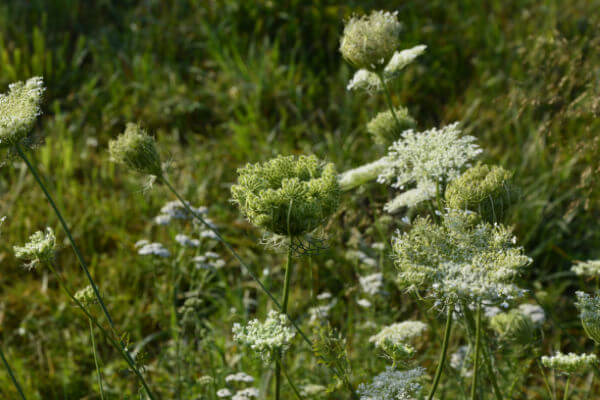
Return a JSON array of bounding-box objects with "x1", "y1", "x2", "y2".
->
[
  {"x1": 231, "y1": 155, "x2": 340, "y2": 236},
  {"x1": 109, "y1": 123, "x2": 163, "y2": 177},
  {"x1": 367, "y1": 107, "x2": 416, "y2": 146},
  {"x1": 445, "y1": 162, "x2": 514, "y2": 222},
  {"x1": 340, "y1": 10, "x2": 402, "y2": 71},
  {"x1": 0, "y1": 77, "x2": 45, "y2": 149},
  {"x1": 14, "y1": 227, "x2": 56, "y2": 269}
]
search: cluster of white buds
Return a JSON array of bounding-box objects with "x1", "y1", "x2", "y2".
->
[
  {"x1": 572, "y1": 260, "x2": 600, "y2": 278},
  {"x1": 108, "y1": 123, "x2": 163, "y2": 177},
  {"x1": 14, "y1": 227, "x2": 56, "y2": 269}
]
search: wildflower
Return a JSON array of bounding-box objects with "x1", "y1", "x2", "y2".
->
[
  {"x1": 346, "y1": 69, "x2": 383, "y2": 92},
  {"x1": 367, "y1": 107, "x2": 416, "y2": 146},
  {"x1": 316, "y1": 292, "x2": 332, "y2": 301},
  {"x1": 575, "y1": 291, "x2": 600, "y2": 344},
  {"x1": 74, "y1": 285, "x2": 98, "y2": 308},
  {"x1": 450, "y1": 345, "x2": 471, "y2": 371},
  {"x1": 490, "y1": 309, "x2": 536, "y2": 346},
  {"x1": 392, "y1": 210, "x2": 531, "y2": 305},
  {"x1": 518, "y1": 303, "x2": 545, "y2": 326},
  {"x1": 175, "y1": 233, "x2": 200, "y2": 248},
  {"x1": 384, "y1": 181, "x2": 436, "y2": 213},
  {"x1": 308, "y1": 299, "x2": 338, "y2": 324},
  {"x1": 232, "y1": 310, "x2": 295, "y2": 363},
  {"x1": 541, "y1": 352, "x2": 598, "y2": 374},
  {"x1": 369, "y1": 321, "x2": 427, "y2": 348},
  {"x1": 357, "y1": 366, "x2": 424, "y2": 400},
  {"x1": 339, "y1": 157, "x2": 389, "y2": 191},
  {"x1": 200, "y1": 230, "x2": 219, "y2": 240},
  {"x1": 232, "y1": 388, "x2": 259, "y2": 400},
  {"x1": 340, "y1": 10, "x2": 402, "y2": 70},
  {"x1": 14, "y1": 227, "x2": 56, "y2": 269},
  {"x1": 572, "y1": 260, "x2": 600, "y2": 278},
  {"x1": 135, "y1": 239, "x2": 150, "y2": 248},
  {"x1": 108, "y1": 123, "x2": 163, "y2": 177},
  {"x1": 197, "y1": 375, "x2": 214, "y2": 386},
  {"x1": 359, "y1": 273, "x2": 384, "y2": 296},
  {"x1": 154, "y1": 215, "x2": 171, "y2": 225},
  {"x1": 217, "y1": 388, "x2": 232, "y2": 398},
  {"x1": 0, "y1": 77, "x2": 45, "y2": 149},
  {"x1": 372, "y1": 242, "x2": 385, "y2": 251},
  {"x1": 301, "y1": 384, "x2": 327, "y2": 396},
  {"x1": 158, "y1": 200, "x2": 207, "y2": 222},
  {"x1": 445, "y1": 162, "x2": 514, "y2": 221},
  {"x1": 357, "y1": 298, "x2": 372, "y2": 308},
  {"x1": 225, "y1": 372, "x2": 254, "y2": 384},
  {"x1": 231, "y1": 155, "x2": 340, "y2": 236},
  {"x1": 137, "y1": 242, "x2": 170, "y2": 258},
  {"x1": 377, "y1": 123, "x2": 482, "y2": 209},
  {"x1": 383, "y1": 45, "x2": 427, "y2": 78}
]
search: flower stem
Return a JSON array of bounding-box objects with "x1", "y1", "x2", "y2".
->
[
  {"x1": 89, "y1": 319, "x2": 106, "y2": 400},
  {"x1": 276, "y1": 244, "x2": 294, "y2": 400},
  {"x1": 377, "y1": 72, "x2": 401, "y2": 128},
  {"x1": 563, "y1": 376, "x2": 571, "y2": 400},
  {"x1": 471, "y1": 304, "x2": 482, "y2": 400},
  {"x1": 427, "y1": 305, "x2": 454, "y2": 400},
  {"x1": 0, "y1": 346, "x2": 27, "y2": 400},
  {"x1": 278, "y1": 359, "x2": 305, "y2": 400}
]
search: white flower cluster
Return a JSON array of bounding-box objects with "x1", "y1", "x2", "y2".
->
[
  {"x1": 572, "y1": 260, "x2": 600, "y2": 278},
  {"x1": 308, "y1": 298, "x2": 338, "y2": 325},
  {"x1": 575, "y1": 291, "x2": 600, "y2": 343},
  {"x1": 225, "y1": 372, "x2": 254, "y2": 384},
  {"x1": 339, "y1": 157, "x2": 390, "y2": 191},
  {"x1": 14, "y1": 227, "x2": 56, "y2": 269},
  {"x1": 377, "y1": 123, "x2": 482, "y2": 210},
  {"x1": 392, "y1": 210, "x2": 531, "y2": 305},
  {"x1": 193, "y1": 252, "x2": 226, "y2": 270},
  {"x1": 357, "y1": 366, "x2": 424, "y2": 400},
  {"x1": 135, "y1": 240, "x2": 170, "y2": 258},
  {"x1": 541, "y1": 352, "x2": 598, "y2": 374},
  {"x1": 360, "y1": 273, "x2": 384, "y2": 296},
  {"x1": 154, "y1": 200, "x2": 208, "y2": 225},
  {"x1": 175, "y1": 233, "x2": 200, "y2": 248},
  {"x1": 0, "y1": 77, "x2": 45, "y2": 148},
  {"x1": 232, "y1": 388, "x2": 259, "y2": 400},
  {"x1": 518, "y1": 303, "x2": 546, "y2": 326},
  {"x1": 232, "y1": 310, "x2": 295, "y2": 363},
  {"x1": 369, "y1": 321, "x2": 427, "y2": 349},
  {"x1": 345, "y1": 249, "x2": 377, "y2": 268},
  {"x1": 384, "y1": 181, "x2": 436, "y2": 214}
]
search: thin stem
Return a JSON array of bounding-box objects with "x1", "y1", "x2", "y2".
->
[
  {"x1": 89, "y1": 319, "x2": 106, "y2": 400},
  {"x1": 538, "y1": 360, "x2": 555, "y2": 400},
  {"x1": 276, "y1": 244, "x2": 294, "y2": 400},
  {"x1": 471, "y1": 304, "x2": 482, "y2": 400},
  {"x1": 377, "y1": 72, "x2": 401, "y2": 128},
  {"x1": 46, "y1": 262, "x2": 157, "y2": 400},
  {"x1": 0, "y1": 346, "x2": 27, "y2": 400},
  {"x1": 427, "y1": 305, "x2": 454, "y2": 400},
  {"x1": 278, "y1": 359, "x2": 305, "y2": 400},
  {"x1": 563, "y1": 376, "x2": 571, "y2": 400}
]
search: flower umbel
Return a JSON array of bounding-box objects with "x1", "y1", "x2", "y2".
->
[
  {"x1": 572, "y1": 260, "x2": 600, "y2": 278},
  {"x1": 541, "y1": 352, "x2": 598, "y2": 374},
  {"x1": 14, "y1": 227, "x2": 56, "y2": 269},
  {"x1": 575, "y1": 291, "x2": 600, "y2": 344},
  {"x1": 367, "y1": 107, "x2": 416, "y2": 146},
  {"x1": 231, "y1": 155, "x2": 340, "y2": 236},
  {"x1": 357, "y1": 366, "x2": 424, "y2": 400},
  {"x1": 0, "y1": 77, "x2": 45, "y2": 149},
  {"x1": 109, "y1": 123, "x2": 163, "y2": 177}
]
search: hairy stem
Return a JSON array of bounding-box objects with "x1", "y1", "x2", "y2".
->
[
  {"x1": 0, "y1": 346, "x2": 27, "y2": 400},
  {"x1": 427, "y1": 305, "x2": 454, "y2": 400},
  {"x1": 471, "y1": 304, "x2": 482, "y2": 400}
]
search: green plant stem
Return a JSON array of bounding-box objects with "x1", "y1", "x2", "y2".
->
[
  {"x1": 377, "y1": 72, "x2": 401, "y2": 128},
  {"x1": 427, "y1": 305, "x2": 454, "y2": 400},
  {"x1": 276, "y1": 240, "x2": 294, "y2": 400},
  {"x1": 563, "y1": 376, "x2": 571, "y2": 400},
  {"x1": 0, "y1": 346, "x2": 27, "y2": 400},
  {"x1": 278, "y1": 359, "x2": 305, "y2": 400},
  {"x1": 89, "y1": 319, "x2": 106, "y2": 400},
  {"x1": 161, "y1": 177, "x2": 359, "y2": 399},
  {"x1": 471, "y1": 304, "x2": 482, "y2": 400},
  {"x1": 46, "y1": 262, "x2": 157, "y2": 400}
]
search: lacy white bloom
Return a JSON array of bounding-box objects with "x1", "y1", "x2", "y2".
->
[
  {"x1": 217, "y1": 388, "x2": 232, "y2": 398},
  {"x1": 137, "y1": 242, "x2": 170, "y2": 257},
  {"x1": 175, "y1": 233, "x2": 200, "y2": 248},
  {"x1": 369, "y1": 321, "x2": 427, "y2": 348},
  {"x1": 232, "y1": 388, "x2": 259, "y2": 400},
  {"x1": 393, "y1": 210, "x2": 531, "y2": 305},
  {"x1": 308, "y1": 299, "x2": 338, "y2": 324},
  {"x1": 378, "y1": 123, "x2": 482, "y2": 197},
  {"x1": 518, "y1": 303, "x2": 545, "y2": 326},
  {"x1": 155, "y1": 200, "x2": 207, "y2": 224},
  {"x1": 357, "y1": 298, "x2": 372, "y2": 308},
  {"x1": 360, "y1": 273, "x2": 384, "y2": 296},
  {"x1": 0, "y1": 77, "x2": 45, "y2": 148},
  {"x1": 14, "y1": 227, "x2": 56, "y2": 269},
  {"x1": 200, "y1": 230, "x2": 219, "y2": 240},
  {"x1": 316, "y1": 292, "x2": 332, "y2": 301},
  {"x1": 541, "y1": 352, "x2": 597, "y2": 374},
  {"x1": 232, "y1": 310, "x2": 295, "y2": 363},
  {"x1": 572, "y1": 260, "x2": 600, "y2": 278},
  {"x1": 225, "y1": 372, "x2": 254, "y2": 384},
  {"x1": 384, "y1": 181, "x2": 436, "y2": 213},
  {"x1": 357, "y1": 367, "x2": 424, "y2": 400},
  {"x1": 575, "y1": 291, "x2": 600, "y2": 343},
  {"x1": 384, "y1": 45, "x2": 427, "y2": 77},
  {"x1": 301, "y1": 384, "x2": 327, "y2": 396},
  {"x1": 346, "y1": 69, "x2": 383, "y2": 92},
  {"x1": 339, "y1": 157, "x2": 389, "y2": 191}
]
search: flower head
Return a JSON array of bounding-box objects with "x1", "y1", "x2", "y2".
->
[
  {"x1": 541, "y1": 352, "x2": 598, "y2": 374},
  {"x1": 357, "y1": 366, "x2": 424, "y2": 400},
  {"x1": 383, "y1": 45, "x2": 427, "y2": 77},
  {"x1": 367, "y1": 107, "x2": 416, "y2": 146},
  {"x1": 14, "y1": 227, "x2": 56, "y2": 269},
  {"x1": 392, "y1": 210, "x2": 531, "y2": 305},
  {"x1": 575, "y1": 291, "x2": 600, "y2": 344},
  {"x1": 369, "y1": 321, "x2": 427, "y2": 348},
  {"x1": 109, "y1": 123, "x2": 163, "y2": 176},
  {"x1": 490, "y1": 308, "x2": 537, "y2": 346},
  {"x1": 137, "y1": 242, "x2": 170, "y2": 258},
  {"x1": 231, "y1": 155, "x2": 340, "y2": 236},
  {"x1": 340, "y1": 11, "x2": 402, "y2": 70},
  {"x1": 572, "y1": 260, "x2": 600, "y2": 278},
  {"x1": 232, "y1": 310, "x2": 295, "y2": 363},
  {"x1": 0, "y1": 77, "x2": 45, "y2": 149},
  {"x1": 74, "y1": 285, "x2": 99, "y2": 308}
]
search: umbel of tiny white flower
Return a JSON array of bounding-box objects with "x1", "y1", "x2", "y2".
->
[
  {"x1": 369, "y1": 321, "x2": 427, "y2": 366},
  {"x1": 367, "y1": 106, "x2": 415, "y2": 146},
  {"x1": 541, "y1": 352, "x2": 598, "y2": 375},
  {"x1": 357, "y1": 366, "x2": 424, "y2": 400},
  {"x1": 14, "y1": 227, "x2": 56, "y2": 269},
  {"x1": 232, "y1": 310, "x2": 296, "y2": 364},
  {"x1": 572, "y1": 260, "x2": 600, "y2": 278},
  {"x1": 574, "y1": 291, "x2": 600, "y2": 344},
  {"x1": 392, "y1": 210, "x2": 531, "y2": 306},
  {"x1": 74, "y1": 285, "x2": 99, "y2": 308},
  {"x1": 445, "y1": 162, "x2": 514, "y2": 222},
  {"x1": 108, "y1": 123, "x2": 163, "y2": 177},
  {"x1": 0, "y1": 77, "x2": 45, "y2": 149},
  {"x1": 231, "y1": 155, "x2": 340, "y2": 236}
]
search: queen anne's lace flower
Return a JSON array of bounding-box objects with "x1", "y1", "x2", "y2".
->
[
  {"x1": 74, "y1": 285, "x2": 98, "y2": 308},
  {"x1": 392, "y1": 210, "x2": 531, "y2": 305},
  {"x1": 357, "y1": 367, "x2": 424, "y2": 400},
  {"x1": 575, "y1": 291, "x2": 600, "y2": 344},
  {"x1": 572, "y1": 260, "x2": 600, "y2": 278},
  {"x1": 225, "y1": 372, "x2": 254, "y2": 384},
  {"x1": 217, "y1": 388, "x2": 232, "y2": 398},
  {"x1": 359, "y1": 273, "x2": 384, "y2": 296},
  {"x1": 367, "y1": 107, "x2": 416, "y2": 146},
  {"x1": 0, "y1": 77, "x2": 44, "y2": 149},
  {"x1": 175, "y1": 233, "x2": 200, "y2": 248},
  {"x1": 369, "y1": 321, "x2": 427, "y2": 348},
  {"x1": 518, "y1": 303, "x2": 545, "y2": 326},
  {"x1": 232, "y1": 388, "x2": 259, "y2": 400},
  {"x1": 14, "y1": 227, "x2": 56, "y2": 269},
  {"x1": 339, "y1": 157, "x2": 390, "y2": 191},
  {"x1": 541, "y1": 352, "x2": 598, "y2": 374},
  {"x1": 232, "y1": 310, "x2": 295, "y2": 363},
  {"x1": 109, "y1": 123, "x2": 163, "y2": 176},
  {"x1": 137, "y1": 242, "x2": 170, "y2": 258},
  {"x1": 384, "y1": 181, "x2": 436, "y2": 213},
  {"x1": 383, "y1": 45, "x2": 427, "y2": 78}
]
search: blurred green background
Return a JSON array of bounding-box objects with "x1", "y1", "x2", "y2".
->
[{"x1": 0, "y1": 0, "x2": 599, "y2": 398}]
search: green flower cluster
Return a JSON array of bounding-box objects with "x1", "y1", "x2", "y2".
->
[
  {"x1": 490, "y1": 309, "x2": 536, "y2": 346},
  {"x1": 575, "y1": 291, "x2": 600, "y2": 344},
  {"x1": 14, "y1": 227, "x2": 56, "y2": 269},
  {"x1": 109, "y1": 123, "x2": 163, "y2": 177},
  {"x1": 367, "y1": 107, "x2": 416, "y2": 146},
  {"x1": 231, "y1": 155, "x2": 340, "y2": 236},
  {"x1": 445, "y1": 162, "x2": 514, "y2": 221}
]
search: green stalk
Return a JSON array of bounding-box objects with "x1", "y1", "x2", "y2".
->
[
  {"x1": 0, "y1": 346, "x2": 27, "y2": 400},
  {"x1": 427, "y1": 305, "x2": 454, "y2": 400},
  {"x1": 46, "y1": 262, "x2": 157, "y2": 400},
  {"x1": 89, "y1": 319, "x2": 106, "y2": 400},
  {"x1": 278, "y1": 359, "x2": 305, "y2": 400},
  {"x1": 276, "y1": 244, "x2": 294, "y2": 400},
  {"x1": 563, "y1": 376, "x2": 571, "y2": 400},
  {"x1": 471, "y1": 304, "x2": 482, "y2": 400},
  {"x1": 16, "y1": 145, "x2": 154, "y2": 397},
  {"x1": 376, "y1": 72, "x2": 401, "y2": 128}
]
